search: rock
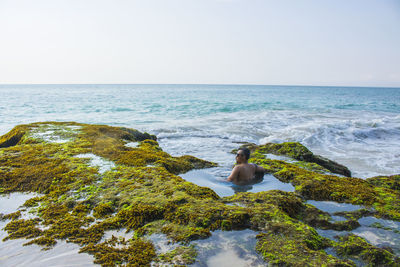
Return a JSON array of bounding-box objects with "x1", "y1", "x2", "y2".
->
[
  {"x1": 255, "y1": 142, "x2": 352, "y2": 177},
  {"x1": 249, "y1": 143, "x2": 400, "y2": 221},
  {"x1": 334, "y1": 234, "x2": 400, "y2": 266},
  {"x1": 0, "y1": 125, "x2": 27, "y2": 148},
  {"x1": 1, "y1": 122, "x2": 399, "y2": 266}
]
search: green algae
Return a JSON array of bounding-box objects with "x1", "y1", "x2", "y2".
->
[
  {"x1": 300, "y1": 204, "x2": 360, "y2": 231},
  {"x1": 249, "y1": 148, "x2": 400, "y2": 220},
  {"x1": 156, "y1": 245, "x2": 197, "y2": 266},
  {"x1": 23, "y1": 196, "x2": 44, "y2": 207},
  {"x1": 224, "y1": 191, "x2": 359, "y2": 266},
  {"x1": 3, "y1": 218, "x2": 42, "y2": 241},
  {"x1": 1, "y1": 210, "x2": 22, "y2": 220},
  {"x1": 240, "y1": 141, "x2": 351, "y2": 177},
  {"x1": 161, "y1": 223, "x2": 212, "y2": 243},
  {"x1": 367, "y1": 174, "x2": 400, "y2": 191},
  {"x1": 1, "y1": 122, "x2": 400, "y2": 266},
  {"x1": 0, "y1": 125, "x2": 28, "y2": 148},
  {"x1": 369, "y1": 222, "x2": 400, "y2": 234},
  {"x1": 79, "y1": 237, "x2": 156, "y2": 266},
  {"x1": 0, "y1": 122, "x2": 220, "y2": 265},
  {"x1": 93, "y1": 202, "x2": 114, "y2": 218},
  {"x1": 334, "y1": 209, "x2": 377, "y2": 221},
  {"x1": 24, "y1": 236, "x2": 57, "y2": 250},
  {"x1": 256, "y1": 231, "x2": 353, "y2": 267},
  {"x1": 334, "y1": 234, "x2": 400, "y2": 266}
]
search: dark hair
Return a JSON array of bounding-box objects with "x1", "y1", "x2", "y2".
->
[{"x1": 239, "y1": 147, "x2": 250, "y2": 160}]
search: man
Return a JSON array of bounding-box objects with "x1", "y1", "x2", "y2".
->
[{"x1": 227, "y1": 147, "x2": 265, "y2": 185}]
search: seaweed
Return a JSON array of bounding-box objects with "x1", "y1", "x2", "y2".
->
[
  {"x1": 1, "y1": 122, "x2": 399, "y2": 266},
  {"x1": 334, "y1": 234, "x2": 400, "y2": 266},
  {"x1": 156, "y1": 244, "x2": 197, "y2": 266},
  {"x1": 250, "y1": 148, "x2": 400, "y2": 220},
  {"x1": 79, "y1": 237, "x2": 156, "y2": 266}
]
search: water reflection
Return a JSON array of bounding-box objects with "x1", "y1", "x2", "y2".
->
[
  {"x1": 306, "y1": 200, "x2": 363, "y2": 213},
  {"x1": 309, "y1": 201, "x2": 400, "y2": 257},
  {"x1": 0, "y1": 193, "x2": 96, "y2": 266},
  {"x1": 191, "y1": 230, "x2": 265, "y2": 267},
  {"x1": 180, "y1": 168, "x2": 295, "y2": 197}
]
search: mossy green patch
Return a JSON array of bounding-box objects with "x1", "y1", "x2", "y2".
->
[
  {"x1": 333, "y1": 209, "x2": 377, "y2": 221},
  {"x1": 1, "y1": 210, "x2": 21, "y2": 220},
  {"x1": 334, "y1": 234, "x2": 400, "y2": 266},
  {"x1": 161, "y1": 223, "x2": 211, "y2": 243},
  {"x1": 241, "y1": 141, "x2": 351, "y2": 177},
  {"x1": 79, "y1": 237, "x2": 156, "y2": 267},
  {"x1": 157, "y1": 244, "x2": 197, "y2": 266},
  {"x1": 256, "y1": 231, "x2": 353, "y2": 266},
  {"x1": 3, "y1": 218, "x2": 42, "y2": 241},
  {"x1": 300, "y1": 204, "x2": 360, "y2": 231},
  {"x1": 367, "y1": 174, "x2": 400, "y2": 192},
  {"x1": 24, "y1": 236, "x2": 57, "y2": 250}
]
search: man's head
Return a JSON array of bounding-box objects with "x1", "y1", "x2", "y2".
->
[{"x1": 236, "y1": 147, "x2": 250, "y2": 163}]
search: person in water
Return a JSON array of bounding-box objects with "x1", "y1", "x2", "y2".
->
[{"x1": 227, "y1": 147, "x2": 265, "y2": 185}]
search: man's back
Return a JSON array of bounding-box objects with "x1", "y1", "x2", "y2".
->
[{"x1": 227, "y1": 163, "x2": 258, "y2": 185}]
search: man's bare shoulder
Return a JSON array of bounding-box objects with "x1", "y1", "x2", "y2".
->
[
  {"x1": 233, "y1": 164, "x2": 244, "y2": 170},
  {"x1": 227, "y1": 164, "x2": 242, "y2": 182}
]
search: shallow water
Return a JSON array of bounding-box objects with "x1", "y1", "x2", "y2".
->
[
  {"x1": 0, "y1": 238, "x2": 96, "y2": 267},
  {"x1": 0, "y1": 193, "x2": 38, "y2": 214},
  {"x1": 306, "y1": 200, "x2": 364, "y2": 213},
  {"x1": 149, "y1": 230, "x2": 266, "y2": 267},
  {"x1": 308, "y1": 201, "x2": 400, "y2": 257},
  {"x1": 180, "y1": 168, "x2": 294, "y2": 197},
  {"x1": 191, "y1": 230, "x2": 265, "y2": 267},
  {"x1": 356, "y1": 217, "x2": 400, "y2": 255},
  {"x1": 317, "y1": 225, "x2": 400, "y2": 257},
  {"x1": 0, "y1": 193, "x2": 96, "y2": 266}
]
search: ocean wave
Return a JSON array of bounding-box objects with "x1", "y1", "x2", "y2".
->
[
  {"x1": 1, "y1": 84, "x2": 399, "y2": 178},
  {"x1": 153, "y1": 109, "x2": 400, "y2": 178}
]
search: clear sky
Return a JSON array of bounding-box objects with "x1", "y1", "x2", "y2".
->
[{"x1": 0, "y1": 0, "x2": 399, "y2": 87}]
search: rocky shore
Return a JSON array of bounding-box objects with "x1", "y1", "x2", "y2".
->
[{"x1": 0, "y1": 122, "x2": 399, "y2": 266}]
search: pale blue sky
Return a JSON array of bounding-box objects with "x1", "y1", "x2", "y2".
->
[{"x1": 0, "y1": 0, "x2": 399, "y2": 86}]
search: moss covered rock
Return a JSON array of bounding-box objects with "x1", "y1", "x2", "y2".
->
[
  {"x1": 241, "y1": 141, "x2": 351, "y2": 177},
  {"x1": 248, "y1": 143, "x2": 400, "y2": 221},
  {"x1": 1, "y1": 122, "x2": 399, "y2": 266},
  {"x1": 334, "y1": 234, "x2": 400, "y2": 266}
]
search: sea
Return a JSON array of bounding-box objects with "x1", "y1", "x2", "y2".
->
[
  {"x1": 1, "y1": 84, "x2": 399, "y2": 177},
  {"x1": 0, "y1": 84, "x2": 399, "y2": 266}
]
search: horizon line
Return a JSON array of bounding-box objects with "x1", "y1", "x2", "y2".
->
[{"x1": 0, "y1": 82, "x2": 400, "y2": 89}]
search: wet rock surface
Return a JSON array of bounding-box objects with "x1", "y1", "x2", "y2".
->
[{"x1": 0, "y1": 122, "x2": 399, "y2": 266}]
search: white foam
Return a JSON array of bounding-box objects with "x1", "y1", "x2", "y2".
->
[{"x1": 155, "y1": 109, "x2": 400, "y2": 178}]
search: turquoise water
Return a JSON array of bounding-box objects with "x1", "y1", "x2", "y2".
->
[{"x1": 1, "y1": 84, "x2": 399, "y2": 178}]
